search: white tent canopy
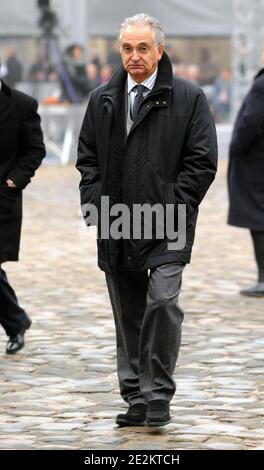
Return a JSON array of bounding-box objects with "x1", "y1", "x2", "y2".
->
[
  {"x1": 0, "y1": 0, "x2": 38, "y2": 36},
  {"x1": 88, "y1": 0, "x2": 232, "y2": 37},
  {"x1": 0, "y1": 0, "x2": 232, "y2": 40}
]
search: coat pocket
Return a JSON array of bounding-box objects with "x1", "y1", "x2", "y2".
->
[{"x1": 0, "y1": 184, "x2": 21, "y2": 198}]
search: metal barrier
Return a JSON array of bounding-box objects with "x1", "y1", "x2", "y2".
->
[
  {"x1": 215, "y1": 124, "x2": 233, "y2": 159},
  {"x1": 39, "y1": 104, "x2": 86, "y2": 165}
]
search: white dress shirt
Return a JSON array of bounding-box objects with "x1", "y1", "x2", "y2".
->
[{"x1": 127, "y1": 68, "x2": 158, "y2": 108}]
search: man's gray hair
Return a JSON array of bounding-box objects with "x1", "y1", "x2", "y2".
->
[{"x1": 119, "y1": 13, "x2": 165, "y2": 46}]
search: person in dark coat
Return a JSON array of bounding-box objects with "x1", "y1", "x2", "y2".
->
[
  {"x1": 62, "y1": 44, "x2": 91, "y2": 103},
  {"x1": 228, "y1": 67, "x2": 264, "y2": 297},
  {"x1": 77, "y1": 14, "x2": 217, "y2": 427},
  {"x1": 3, "y1": 46, "x2": 23, "y2": 88},
  {"x1": 0, "y1": 75, "x2": 45, "y2": 354}
]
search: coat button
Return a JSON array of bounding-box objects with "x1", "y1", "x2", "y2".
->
[{"x1": 127, "y1": 256, "x2": 134, "y2": 266}]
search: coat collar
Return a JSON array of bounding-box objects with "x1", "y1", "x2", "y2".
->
[
  {"x1": 0, "y1": 80, "x2": 11, "y2": 113},
  {"x1": 0, "y1": 80, "x2": 11, "y2": 97},
  {"x1": 102, "y1": 51, "x2": 173, "y2": 98},
  {"x1": 255, "y1": 68, "x2": 264, "y2": 79}
]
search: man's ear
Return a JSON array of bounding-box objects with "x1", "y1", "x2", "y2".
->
[{"x1": 158, "y1": 45, "x2": 164, "y2": 61}]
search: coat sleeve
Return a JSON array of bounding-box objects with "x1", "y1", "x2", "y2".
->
[
  {"x1": 229, "y1": 82, "x2": 264, "y2": 155},
  {"x1": 174, "y1": 90, "x2": 218, "y2": 213},
  {"x1": 7, "y1": 98, "x2": 45, "y2": 189},
  {"x1": 76, "y1": 91, "x2": 101, "y2": 216}
]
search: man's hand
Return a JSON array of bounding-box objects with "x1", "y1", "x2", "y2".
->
[{"x1": 6, "y1": 179, "x2": 17, "y2": 188}]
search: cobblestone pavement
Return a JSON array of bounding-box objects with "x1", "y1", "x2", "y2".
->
[{"x1": 0, "y1": 160, "x2": 263, "y2": 450}]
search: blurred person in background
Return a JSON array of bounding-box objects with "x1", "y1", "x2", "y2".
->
[
  {"x1": 99, "y1": 64, "x2": 112, "y2": 84},
  {"x1": 186, "y1": 64, "x2": 200, "y2": 85},
  {"x1": 77, "y1": 13, "x2": 217, "y2": 427},
  {"x1": 62, "y1": 44, "x2": 91, "y2": 103},
  {"x1": 88, "y1": 51, "x2": 102, "y2": 71},
  {"x1": 198, "y1": 47, "x2": 218, "y2": 86},
  {"x1": 0, "y1": 60, "x2": 45, "y2": 354},
  {"x1": 108, "y1": 42, "x2": 122, "y2": 72},
  {"x1": 28, "y1": 50, "x2": 58, "y2": 82},
  {"x1": 173, "y1": 62, "x2": 187, "y2": 79},
  {"x1": 86, "y1": 63, "x2": 100, "y2": 90},
  {"x1": 228, "y1": 57, "x2": 264, "y2": 297},
  {"x1": 2, "y1": 46, "x2": 23, "y2": 88},
  {"x1": 211, "y1": 68, "x2": 231, "y2": 123},
  {"x1": 166, "y1": 44, "x2": 180, "y2": 65}
]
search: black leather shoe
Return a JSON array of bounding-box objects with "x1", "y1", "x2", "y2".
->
[
  {"x1": 240, "y1": 282, "x2": 264, "y2": 297},
  {"x1": 6, "y1": 318, "x2": 32, "y2": 355},
  {"x1": 146, "y1": 400, "x2": 171, "y2": 427},
  {"x1": 116, "y1": 403, "x2": 147, "y2": 427}
]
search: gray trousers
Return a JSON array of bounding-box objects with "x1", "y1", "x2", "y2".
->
[{"x1": 105, "y1": 263, "x2": 185, "y2": 405}]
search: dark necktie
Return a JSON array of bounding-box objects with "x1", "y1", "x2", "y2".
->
[{"x1": 131, "y1": 84, "x2": 146, "y2": 121}]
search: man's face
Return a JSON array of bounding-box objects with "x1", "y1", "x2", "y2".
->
[{"x1": 120, "y1": 25, "x2": 164, "y2": 83}]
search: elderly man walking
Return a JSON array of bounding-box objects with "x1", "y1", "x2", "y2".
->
[{"x1": 77, "y1": 14, "x2": 217, "y2": 427}]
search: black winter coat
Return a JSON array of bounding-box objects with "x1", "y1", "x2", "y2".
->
[
  {"x1": 77, "y1": 53, "x2": 217, "y2": 273},
  {"x1": 0, "y1": 81, "x2": 45, "y2": 264},
  {"x1": 228, "y1": 69, "x2": 264, "y2": 230}
]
